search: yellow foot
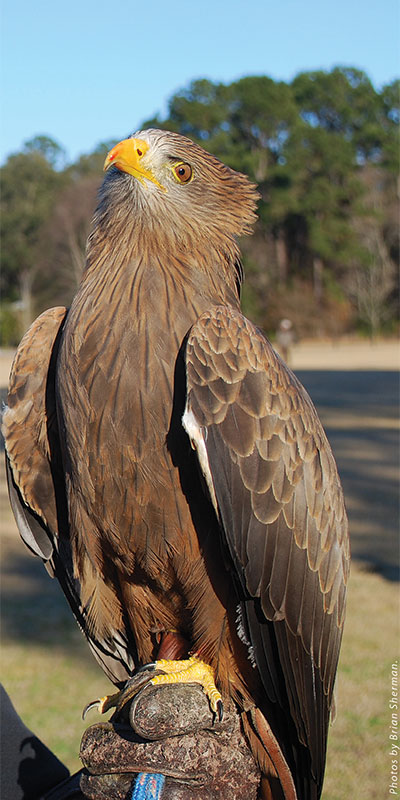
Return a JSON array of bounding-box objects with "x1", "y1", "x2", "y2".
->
[{"x1": 151, "y1": 655, "x2": 223, "y2": 720}]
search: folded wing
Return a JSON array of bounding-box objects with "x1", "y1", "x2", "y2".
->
[
  {"x1": 183, "y1": 305, "x2": 349, "y2": 798},
  {"x1": 2, "y1": 307, "x2": 133, "y2": 685}
]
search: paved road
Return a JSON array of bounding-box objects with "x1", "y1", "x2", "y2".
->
[{"x1": 296, "y1": 369, "x2": 399, "y2": 581}]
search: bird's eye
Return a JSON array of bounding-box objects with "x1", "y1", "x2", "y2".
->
[{"x1": 172, "y1": 162, "x2": 193, "y2": 184}]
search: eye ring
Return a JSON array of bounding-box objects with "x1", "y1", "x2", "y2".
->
[{"x1": 172, "y1": 162, "x2": 193, "y2": 184}]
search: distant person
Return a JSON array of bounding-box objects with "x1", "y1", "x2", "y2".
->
[{"x1": 276, "y1": 318, "x2": 296, "y2": 364}]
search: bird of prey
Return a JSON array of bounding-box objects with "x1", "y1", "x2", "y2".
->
[{"x1": 3, "y1": 129, "x2": 349, "y2": 800}]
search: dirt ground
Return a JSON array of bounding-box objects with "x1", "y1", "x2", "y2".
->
[{"x1": 289, "y1": 336, "x2": 399, "y2": 371}]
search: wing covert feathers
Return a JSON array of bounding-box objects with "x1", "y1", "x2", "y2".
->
[
  {"x1": 2, "y1": 307, "x2": 68, "y2": 539},
  {"x1": 184, "y1": 305, "x2": 349, "y2": 794}
]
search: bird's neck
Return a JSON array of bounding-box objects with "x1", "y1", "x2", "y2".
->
[
  {"x1": 84, "y1": 213, "x2": 242, "y2": 313},
  {"x1": 69, "y1": 234, "x2": 242, "y2": 405}
]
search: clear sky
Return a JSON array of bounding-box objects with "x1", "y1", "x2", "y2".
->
[{"x1": 1, "y1": 0, "x2": 398, "y2": 165}]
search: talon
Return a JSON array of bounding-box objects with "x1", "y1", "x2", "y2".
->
[
  {"x1": 216, "y1": 699, "x2": 224, "y2": 722},
  {"x1": 82, "y1": 691, "x2": 120, "y2": 719},
  {"x1": 82, "y1": 666, "x2": 163, "y2": 722},
  {"x1": 82, "y1": 700, "x2": 99, "y2": 720}
]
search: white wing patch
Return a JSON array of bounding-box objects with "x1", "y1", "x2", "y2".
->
[
  {"x1": 236, "y1": 604, "x2": 257, "y2": 668},
  {"x1": 182, "y1": 405, "x2": 219, "y2": 517}
]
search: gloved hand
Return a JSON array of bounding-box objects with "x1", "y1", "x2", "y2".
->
[{"x1": 78, "y1": 681, "x2": 260, "y2": 800}]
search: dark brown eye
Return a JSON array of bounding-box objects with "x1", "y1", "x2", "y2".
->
[{"x1": 173, "y1": 163, "x2": 192, "y2": 183}]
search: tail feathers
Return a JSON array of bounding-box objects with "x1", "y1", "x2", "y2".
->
[{"x1": 242, "y1": 708, "x2": 298, "y2": 800}]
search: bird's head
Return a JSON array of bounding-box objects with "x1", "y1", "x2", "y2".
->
[{"x1": 95, "y1": 129, "x2": 259, "y2": 268}]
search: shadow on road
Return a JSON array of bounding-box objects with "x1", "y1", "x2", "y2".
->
[
  {"x1": 1, "y1": 536, "x2": 91, "y2": 656},
  {"x1": 296, "y1": 370, "x2": 399, "y2": 582}
]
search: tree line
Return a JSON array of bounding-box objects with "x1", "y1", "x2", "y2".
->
[{"x1": 1, "y1": 66, "x2": 398, "y2": 345}]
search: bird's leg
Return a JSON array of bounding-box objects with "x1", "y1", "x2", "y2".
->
[
  {"x1": 82, "y1": 630, "x2": 190, "y2": 719},
  {"x1": 83, "y1": 635, "x2": 223, "y2": 722},
  {"x1": 150, "y1": 655, "x2": 223, "y2": 721},
  {"x1": 83, "y1": 657, "x2": 223, "y2": 721},
  {"x1": 154, "y1": 629, "x2": 189, "y2": 660}
]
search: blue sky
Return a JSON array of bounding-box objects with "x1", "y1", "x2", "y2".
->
[{"x1": 1, "y1": 0, "x2": 398, "y2": 165}]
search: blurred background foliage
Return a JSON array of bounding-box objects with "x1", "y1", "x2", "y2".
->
[{"x1": 1, "y1": 67, "x2": 398, "y2": 345}]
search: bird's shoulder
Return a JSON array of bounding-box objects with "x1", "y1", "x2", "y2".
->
[{"x1": 185, "y1": 304, "x2": 324, "y2": 444}]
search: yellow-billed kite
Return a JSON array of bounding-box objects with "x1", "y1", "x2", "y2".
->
[{"x1": 3, "y1": 130, "x2": 349, "y2": 800}]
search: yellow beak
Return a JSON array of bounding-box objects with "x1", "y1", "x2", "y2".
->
[{"x1": 103, "y1": 138, "x2": 165, "y2": 191}]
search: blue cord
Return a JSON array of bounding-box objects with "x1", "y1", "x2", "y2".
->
[{"x1": 130, "y1": 772, "x2": 165, "y2": 800}]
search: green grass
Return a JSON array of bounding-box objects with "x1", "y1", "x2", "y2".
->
[{"x1": 322, "y1": 565, "x2": 397, "y2": 799}]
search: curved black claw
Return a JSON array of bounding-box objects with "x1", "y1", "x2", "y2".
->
[
  {"x1": 82, "y1": 693, "x2": 119, "y2": 719},
  {"x1": 216, "y1": 699, "x2": 224, "y2": 723},
  {"x1": 82, "y1": 699, "x2": 100, "y2": 720},
  {"x1": 81, "y1": 666, "x2": 165, "y2": 723}
]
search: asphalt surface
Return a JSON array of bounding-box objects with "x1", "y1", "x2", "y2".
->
[{"x1": 296, "y1": 369, "x2": 399, "y2": 581}]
